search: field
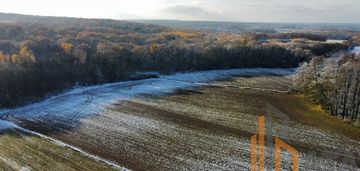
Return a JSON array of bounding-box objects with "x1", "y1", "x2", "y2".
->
[
  {"x1": 0, "y1": 69, "x2": 359, "y2": 170},
  {"x1": 0, "y1": 128, "x2": 118, "y2": 171}
]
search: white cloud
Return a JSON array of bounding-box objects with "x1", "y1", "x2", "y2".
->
[{"x1": 159, "y1": 5, "x2": 228, "y2": 21}]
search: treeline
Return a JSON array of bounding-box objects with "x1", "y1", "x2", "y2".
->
[
  {"x1": 349, "y1": 35, "x2": 360, "y2": 45},
  {"x1": 0, "y1": 41, "x2": 302, "y2": 107},
  {"x1": 254, "y1": 32, "x2": 328, "y2": 41},
  {"x1": 304, "y1": 42, "x2": 349, "y2": 56},
  {"x1": 295, "y1": 53, "x2": 360, "y2": 125}
]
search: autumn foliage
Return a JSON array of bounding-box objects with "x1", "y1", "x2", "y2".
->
[{"x1": 0, "y1": 14, "x2": 347, "y2": 107}]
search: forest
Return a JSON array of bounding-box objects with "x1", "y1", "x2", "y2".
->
[
  {"x1": 0, "y1": 13, "x2": 353, "y2": 107},
  {"x1": 296, "y1": 50, "x2": 360, "y2": 124}
]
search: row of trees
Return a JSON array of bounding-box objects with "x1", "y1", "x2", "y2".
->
[
  {"x1": 254, "y1": 32, "x2": 328, "y2": 41},
  {"x1": 295, "y1": 53, "x2": 360, "y2": 125},
  {"x1": 0, "y1": 40, "x2": 303, "y2": 107},
  {"x1": 348, "y1": 35, "x2": 360, "y2": 45}
]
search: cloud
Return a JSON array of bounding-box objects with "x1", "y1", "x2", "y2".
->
[{"x1": 160, "y1": 5, "x2": 228, "y2": 21}]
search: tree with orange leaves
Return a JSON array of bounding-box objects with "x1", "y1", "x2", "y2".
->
[
  {"x1": 0, "y1": 51, "x2": 6, "y2": 62},
  {"x1": 61, "y1": 42, "x2": 74, "y2": 54},
  {"x1": 19, "y1": 46, "x2": 36, "y2": 62}
]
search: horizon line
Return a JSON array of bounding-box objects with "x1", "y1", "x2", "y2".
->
[{"x1": 1, "y1": 12, "x2": 360, "y2": 25}]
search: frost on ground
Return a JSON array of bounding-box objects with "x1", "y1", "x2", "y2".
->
[
  {"x1": 351, "y1": 46, "x2": 360, "y2": 55},
  {"x1": 0, "y1": 120, "x2": 16, "y2": 131},
  {"x1": 0, "y1": 68, "x2": 294, "y2": 130},
  {"x1": 0, "y1": 68, "x2": 359, "y2": 171}
]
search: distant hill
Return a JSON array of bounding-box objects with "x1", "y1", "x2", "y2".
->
[
  {"x1": 136, "y1": 20, "x2": 360, "y2": 33},
  {"x1": 0, "y1": 13, "x2": 169, "y2": 33}
]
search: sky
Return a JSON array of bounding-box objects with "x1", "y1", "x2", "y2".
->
[{"x1": 0, "y1": 0, "x2": 359, "y2": 23}]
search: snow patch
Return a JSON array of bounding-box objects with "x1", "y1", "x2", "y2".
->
[
  {"x1": 0, "y1": 68, "x2": 295, "y2": 123},
  {"x1": 351, "y1": 46, "x2": 360, "y2": 55},
  {"x1": 0, "y1": 120, "x2": 16, "y2": 131}
]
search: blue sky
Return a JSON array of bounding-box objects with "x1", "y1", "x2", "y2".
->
[{"x1": 0, "y1": 0, "x2": 359, "y2": 23}]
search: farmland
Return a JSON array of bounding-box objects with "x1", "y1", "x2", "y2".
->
[
  {"x1": 0, "y1": 68, "x2": 359, "y2": 170},
  {"x1": 0, "y1": 128, "x2": 118, "y2": 171}
]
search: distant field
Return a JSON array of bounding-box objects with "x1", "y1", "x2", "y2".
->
[{"x1": 1, "y1": 71, "x2": 359, "y2": 170}]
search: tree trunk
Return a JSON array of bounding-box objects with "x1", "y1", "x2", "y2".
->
[{"x1": 341, "y1": 72, "x2": 353, "y2": 119}]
